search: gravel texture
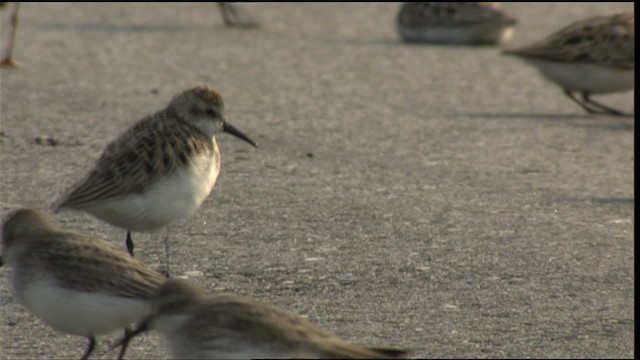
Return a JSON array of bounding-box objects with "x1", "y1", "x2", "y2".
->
[{"x1": 0, "y1": 3, "x2": 634, "y2": 359}]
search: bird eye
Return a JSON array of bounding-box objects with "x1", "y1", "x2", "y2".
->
[{"x1": 206, "y1": 108, "x2": 218, "y2": 117}]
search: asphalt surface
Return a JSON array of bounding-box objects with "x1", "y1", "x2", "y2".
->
[{"x1": 0, "y1": 3, "x2": 634, "y2": 359}]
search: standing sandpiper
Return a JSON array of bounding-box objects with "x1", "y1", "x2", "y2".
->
[
  {"x1": 0, "y1": 208, "x2": 167, "y2": 360},
  {"x1": 115, "y1": 279, "x2": 408, "y2": 359},
  {"x1": 502, "y1": 11, "x2": 634, "y2": 116},
  {"x1": 395, "y1": 2, "x2": 517, "y2": 45},
  {"x1": 53, "y1": 85, "x2": 257, "y2": 274}
]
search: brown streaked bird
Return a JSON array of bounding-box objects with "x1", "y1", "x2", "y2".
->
[
  {"x1": 53, "y1": 85, "x2": 257, "y2": 275},
  {"x1": 502, "y1": 11, "x2": 634, "y2": 116},
  {"x1": 396, "y1": 2, "x2": 517, "y2": 45},
  {"x1": 115, "y1": 279, "x2": 408, "y2": 359},
  {"x1": 0, "y1": 208, "x2": 167, "y2": 360}
]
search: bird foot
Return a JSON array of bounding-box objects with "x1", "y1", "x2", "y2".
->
[{"x1": 0, "y1": 57, "x2": 19, "y2": 68}]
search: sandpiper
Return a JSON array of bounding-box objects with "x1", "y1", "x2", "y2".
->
[
  {"x1": 502, "y1": 11, "x2": 634, "y2": 116},
  {"x1": 115, "y1": 279, "x2": 407, "y2": 359},
  {"x1": 53, "y1": 85, "x2": 257, "y2": 274},
  {"x1": 396, "y1": 2, "x2": 517, "y2": 45},
  {"x1": 0, "y1": 208, "x2": 167, "y2": 359}
]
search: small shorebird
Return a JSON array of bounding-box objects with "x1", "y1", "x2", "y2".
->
[
  {"x1": 502, "y1": 11, "x2": 634, "y2": 116},
  {"x1": 396, "y1": 2, "x2": 517, "y2": 45},
  {"x1": 217, "y1": 2, "x2": 260, "y2": 28},
  {"x1": 115, "y1": 279, "x2": 408, "y2": 359},
  {"x1": 53, "y1": 84, "x2": 256, "y2": 275},
  {"x1": 0, "y1": 208, "x2": 167, "y2": 359},
  {"x1": 0, "y1": 2, "x2": 19, "y2": 67}
]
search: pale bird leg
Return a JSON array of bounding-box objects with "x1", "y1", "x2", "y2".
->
[{"x1": 0, "y1": 2, "x2": 19, "y2": 67}]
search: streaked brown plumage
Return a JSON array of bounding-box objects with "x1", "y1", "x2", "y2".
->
[
  {"x1": 502, "y1": 12, "x2": 634, "y2": 116},
  {"x1": 1, "y1": 208, "x2": 167, "y2": 360},
  {"x1": 52, "y1": 85, "x2": 256, "y2": 274},
  {"x1": 117, "y1": 279, "x2": 408, "y2": 359},
  {"x1": 396, "y1": 2, "x2": 516, "y2": 44}
]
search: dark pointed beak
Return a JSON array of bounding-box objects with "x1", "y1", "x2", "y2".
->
[{"x1": 223, "y1": 122, "x2": 257, "y2": 148}]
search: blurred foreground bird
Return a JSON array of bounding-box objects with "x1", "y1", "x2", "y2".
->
[
  {"x1": 115, "y1": 279, "x2": 408, "y2": 359},
  {"x1": 0, "y1": 208, "x2": 166, "y2": 359}
]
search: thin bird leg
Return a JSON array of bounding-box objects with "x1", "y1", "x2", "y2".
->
[
  {"x1": 81, "y1": 336, "x2": 96, "y2": 360},
  {"x1": 581, "y1": 92, "x2": 632, "y2": 117},
  {"x1": 0, "y1": 2, "x2": 20, "y2": 67},
  {"x1": 126, "y1": 231, "x2": 135, "y2": 257},
  {"x1": 217, "y1": 3, "x2": 234, "y2": 26},
  {"x1": 113, "y1": 322, "x2": 149, "y2": 360},
  {"x1": 563, "y1": 89, "x2": 602, "y2": 114},
  {"x1": 164, "y1": 228, "x2": 171, "y2": 278},
  {"x1": 217, "y1": 2, "x2": 259, "y2": 28},
  {"x1": 117, "y1": 327, "x2": 133, "y2": 360}
]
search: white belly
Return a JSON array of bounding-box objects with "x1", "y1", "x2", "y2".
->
[
  {"x1": 397, "y1": 23, "x2": 515, "y2": 44},
  {"x1": 521, "y1": 58, "x2": 635, "y2": 94},
  {"x1": 85, "y1": 153, "x2": 220, "y2": 231},
  {"x1": 19, "y1": 279, "x2": 150, "y2": 336}
]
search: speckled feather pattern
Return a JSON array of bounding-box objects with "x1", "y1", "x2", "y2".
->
[
  {"x1": 2, "y1": 209, "x2": 166, "y2": 297},
  {"x1": 2, "y1": 208, "x2": 168, "y2": 349},
  {"x1": 397, "y1": 2, "x2": 515, "y2": 29},
  {"x1": 504, "y1": 12, "x2": 634, "y2": 70},
  {"x1": 14, "y1": 231, "x2": 166, "y2": 298},
  {"x1": 55, "y1": 110, "x2": 215, "y2": 209},
  {"x1": 147, "y1": 280, "x2": 406, "y2": 359}
]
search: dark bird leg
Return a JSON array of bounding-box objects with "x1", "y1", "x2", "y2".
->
[
  {"x1": 126, "y1": 231, "x2": 135, "y2": 257},
  {"x1": 372, "y1": 348, "x2": 409, "y2": 358},
  {"x1": 581, "y1": 92, "x2": 632, "y2": 117},
  {"x1": 164, "y1": 229, "x2": 171, "y2": 278},
  {"x1": 81, "y1": 336, "x2": 96, "y2": 360},
  {"x1": 113, "y1": 322, "x2": 150, "y2": 360},
  {"x1": 217, "y1": 2, "x2": 259, "y2": 28},
  {"x1": 117, "y1": 327, "x2": 133, "y2": 360},
  {"x1": 0, "y1": 2, "x2": 20, "y2": 67},
  {"x1": 563, "y1": 89, "x2": 602, "y2": 114}
]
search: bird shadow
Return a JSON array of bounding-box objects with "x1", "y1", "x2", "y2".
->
[
  {"x1": 319, "y1": 37, "x2": 507, "y2": 48},
  {"x1": 456, "y1": 112, "x2": 635, "y2": 131},
  {"x1": 550, "y1": 196, "x2": 634, "y2": 207},
  {"x1": 32, "y1": 22, "x2": 195, "y2": 33}
]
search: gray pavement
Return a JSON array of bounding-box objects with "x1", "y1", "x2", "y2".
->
[{"x1": 0, "y1": 3, "x2": 634, "y2": 359}]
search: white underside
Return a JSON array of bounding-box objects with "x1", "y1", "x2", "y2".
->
[
  {"x1": 398, "y1": 24, "x2": 514, "y2": 44},
  {"x1": 83, "y1": 154, "x2": 219, "y2": 231},
  {"x1": 19, "y1": 279, "x2": 150, "y2": 336},
  {"x1": 518, "y1": 58, "x2": 635, "y2": 94}
]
